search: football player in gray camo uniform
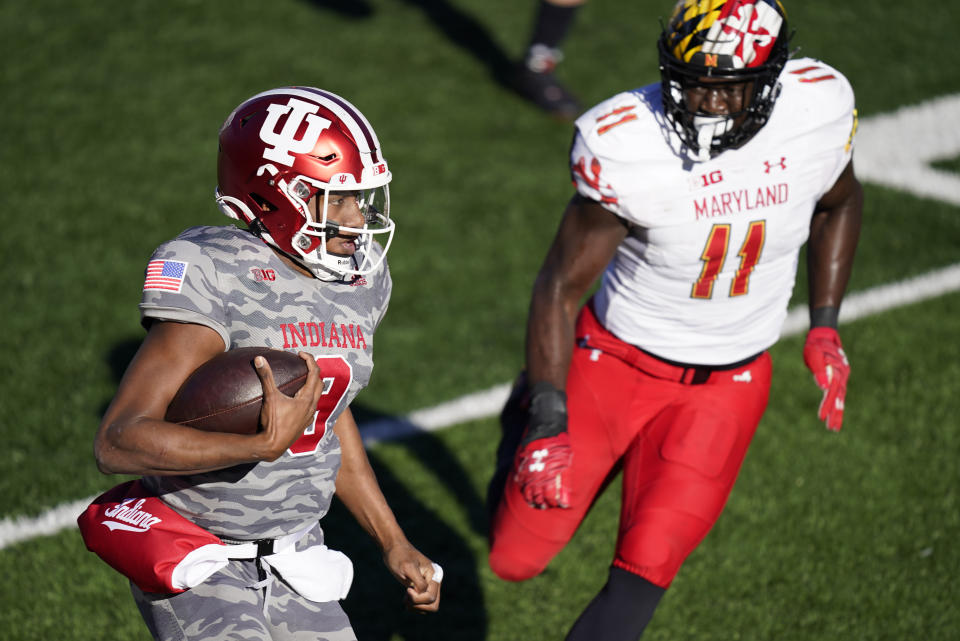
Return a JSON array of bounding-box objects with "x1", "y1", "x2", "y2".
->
[{"x1": 95, "y1": 87, "x2": 440, "y2": 641}]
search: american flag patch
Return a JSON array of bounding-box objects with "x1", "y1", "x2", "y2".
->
[{"x1": 143, "y1": 260, "x2": 188, "y2": 293}]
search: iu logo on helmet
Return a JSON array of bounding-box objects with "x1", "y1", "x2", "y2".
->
[{"x1": 260, "y1": 98, "x2": 332, "y2": 166}]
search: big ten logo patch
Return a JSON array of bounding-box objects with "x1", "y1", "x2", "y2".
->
[
  {"x1": 251, "y1": 268, "x2": 276, "y2": 282},
  {"x1": 701, "y1": 170, "x2": 724, "y2": 187}
]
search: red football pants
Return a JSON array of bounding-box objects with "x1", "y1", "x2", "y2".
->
[{"x1": 489, "y1": 306, "x2": 772, "y2": 588}]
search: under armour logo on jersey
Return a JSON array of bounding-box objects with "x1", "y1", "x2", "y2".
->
[
  {"x1": 260, "y1": 98, "x2": 332, "y2": 166},
  {"x1": 528, "y1": 449, "x2": 549, "y2": 472},
  {"x1": 763, "y1": 157, "x2": 787, "y2": 173},
  {"x1": 733, "y1": 370, "x2": 753, "y2": 383}
]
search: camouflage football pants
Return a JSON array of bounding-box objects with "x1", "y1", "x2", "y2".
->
[{"x1": 131, "y1": 553, "x2": 356, "y2": 641}]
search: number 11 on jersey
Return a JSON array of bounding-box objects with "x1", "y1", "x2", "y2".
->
[{"x1": 691, "y1": 220, "x2": 766, "y2": 299}]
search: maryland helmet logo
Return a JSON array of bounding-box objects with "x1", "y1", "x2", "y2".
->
[{"x1": 666, "y1": 0, "x2": 786, "y2": 69}]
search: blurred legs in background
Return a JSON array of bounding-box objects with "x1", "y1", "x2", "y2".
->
[{"x1": 511, "y1": 0, "x2": 585, "y2": 120}]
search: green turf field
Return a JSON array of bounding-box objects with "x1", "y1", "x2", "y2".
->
[{"x1": 1, "y1": 1, "x2": 959, "y2": 639}]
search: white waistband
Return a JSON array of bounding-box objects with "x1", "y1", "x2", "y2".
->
[{"x1": 222, "y1": 522, "x2": 317, "y2": 559}]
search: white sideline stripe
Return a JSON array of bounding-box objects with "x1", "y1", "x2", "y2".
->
[
  {"x1": 0, "y1": 496, "x2": 100, "y2": 550},
  {"x1": 4, "y1": 263, "x2": 959, "y2": 551},
  {"x1": 358, "y1": 382, "x2": 514, "y2": 446},
  {"x1": 779, "y1": 263, "x2": 960, "y2": 336}
]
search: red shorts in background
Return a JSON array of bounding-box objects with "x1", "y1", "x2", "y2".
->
[{"x1": 489, "y1": 303, "x2": 772, "y2": 588}]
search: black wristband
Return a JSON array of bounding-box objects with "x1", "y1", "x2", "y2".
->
[
  {"x1": 810, "y1": 306, "x2": 840, "y2": 329},
  {"x1": 521, "y1": 381, "x2": 568, "y2": 445},
  {"x1": 529, "y1": 381, "x2": 566, "y2": 404}
]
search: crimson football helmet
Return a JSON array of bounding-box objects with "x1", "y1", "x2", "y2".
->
[
  {"x1": 216, "y1": 87, "x2": 394, "y2": 280},
  {"x1": 658, "y1": 0, "x2": 790, "y2": 159}
]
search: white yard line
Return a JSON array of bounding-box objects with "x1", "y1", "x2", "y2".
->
[
  {"x1": 855, "y1": 93, "x2": 960, "y2": 206},
  {"x1": 3, "y1": 95, "x2": 959, "y2": 551},
  {"x1": 0, "y1": 496, "x2": 102, "y2": 550}
]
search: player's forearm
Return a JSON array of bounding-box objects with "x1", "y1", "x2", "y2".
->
[
  {"x1": 338, "y1": 477, "x2": 409, "y2": 552},
  {"x1": 331, "y1": 408, "x2": 409, "y2": 550},
  {"x1": 807, "y1": 168, "x2": 864, "y2": 314},
  {"x1": 807, "y1": 213, "x2": 861, "y2": 313},
  {"x1": 525, "y1": 196, "x2": 628, "y2": 389},
  {"x1": 94, "y1": 417, "x2": 266, "y2": 475},
  {"x1": 525, "y1": 272, "x2": 579, "y2": 391},
  {"x1": 334, "y1": 455, "x2": 409, "y2": 551}
]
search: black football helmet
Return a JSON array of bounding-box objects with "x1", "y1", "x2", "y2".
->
[{"x1": 658, "y1": 0, "x2": 790, "y2": 159}]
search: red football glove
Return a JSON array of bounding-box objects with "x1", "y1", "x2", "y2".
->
[
  {"x1": 512, "y1": 381, "x2": 573, "y2": 509},
  {"x1": 514, "y1": 432, "x2": 573, "y2": 509},
  {"x1": 803, "y1": 327, "x2": 850, "y2": 431}
]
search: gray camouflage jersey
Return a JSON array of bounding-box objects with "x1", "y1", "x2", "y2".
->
[{"x1": 138, "y1": 225, "x2": 391, "y2": 540}]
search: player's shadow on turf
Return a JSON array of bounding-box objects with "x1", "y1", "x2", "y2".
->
[
  {"x1": 325, "y1": 418, "x2": 488, "y2": 640},
  {"x1": 354, "y1": 406, "x2": 489, "y2": 537},
  {"x1": 300, "y1": 0, "x2": 375, "y2": 18},
  {"x1": 303, "y1": 0, "x2": 519, "y2": 98},
  {"x1": 395, "y1": 0, "x2": 515, "y2": 86}
]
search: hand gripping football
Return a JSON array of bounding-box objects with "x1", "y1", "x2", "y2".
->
[{"x1": 164, "y1": 347, "x2": 309, "y2": 434}]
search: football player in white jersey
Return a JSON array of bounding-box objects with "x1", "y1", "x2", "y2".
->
[
  {"x1": 487, "y1": 1, "x2": 862, "y2": 639},
  {"x1": 94, "y1": 87, "x2": 440, "y2": 641}
]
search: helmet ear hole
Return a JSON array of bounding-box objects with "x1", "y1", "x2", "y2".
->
[{"x1": 250, "y1": 193, "x2": 278, "y2": 212}]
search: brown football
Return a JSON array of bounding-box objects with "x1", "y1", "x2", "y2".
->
[{"x1": 164, "y1": 347, "x2": 309, "y2": 434}]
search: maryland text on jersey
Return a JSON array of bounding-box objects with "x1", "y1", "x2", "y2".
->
[{"x1": 694, "y1": 181, "x2": 788, "y2": 219}]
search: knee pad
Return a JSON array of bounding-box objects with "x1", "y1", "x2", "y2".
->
[
  {"x1": 615, "y1": 490, "x2": 727, "y2": 587},
  {"x1": 488, "y1": 546, "x2": 546, "y2": 582}
]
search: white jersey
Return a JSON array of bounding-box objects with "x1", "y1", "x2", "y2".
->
[{"x1": 571, "y1": 58, "x2": 857, "y2": 365}]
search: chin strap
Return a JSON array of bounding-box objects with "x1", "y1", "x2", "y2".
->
[
  {"x1": 310, "y1": 254, "x2": 355, "y2": 282},
  {"x1": 264, "y1": 241, "x2": 354, "y2": 282}
]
